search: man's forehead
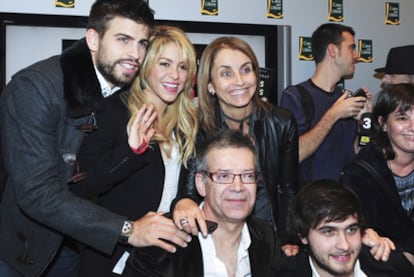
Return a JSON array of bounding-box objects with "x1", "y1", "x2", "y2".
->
[
  {"x1": 206, "y1": 147, "x2": 255, "y2": 169},
  {"x1": 104, "y1": 17, "x2": 149, "y2": 37},
  {"x1": 316, "y1": 214, "x2": 358, "y2": 228}
]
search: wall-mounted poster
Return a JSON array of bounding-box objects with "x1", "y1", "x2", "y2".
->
[
  {"x1": 385, "y1": 2, "x2": 400, "y2": 25},
  {"x1": 55, "y1": 0, "x2": 75, "y2": 8},
  {"x1": 298, "y1": 36, "x2": 313, "y2": 61},
  {"x1": 201, "y1": 0, "x2": 218, "y2": 15},
  {"x1": 259, "y1": 67, "x2": 275, "y2": 99},
  {"x1": 328, "y1": 0, "x2": 343, "y2": 22},
  {"x1": 267, "y1": 0, "x2": 283, "y2": 19},
  {"x1": 357, "y1": 39, "x2": 373, "y2": 63}
]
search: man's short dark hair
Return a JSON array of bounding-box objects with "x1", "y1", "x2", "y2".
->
[
  {"x1": 195, "y1": 130, "x2": 256, "y2": 173},
  {"x1": 87, "y1": 0, "x2": 155, "y2": 36},
  {"x1": 311, "y1": 23, "x2": 355, "y2": 64},
  {"x1": 289, "y1": 179, "x2": 365, "y2": 238}
]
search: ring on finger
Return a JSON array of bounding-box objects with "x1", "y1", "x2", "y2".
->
[{"x1": 179, "y1": 217, "x2": 189, "y2": 226}]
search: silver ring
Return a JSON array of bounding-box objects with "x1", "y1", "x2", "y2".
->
[
  {"x1": 143, "y1": 119, "x2": 147, "y2": 123},
  {"x1": 179, "y1": 217, "x2": 189, "y2": 226}
]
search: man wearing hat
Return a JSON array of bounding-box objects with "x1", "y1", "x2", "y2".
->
[{"x1": 375, "y1": 45, "x2": 414, "y2": 85}]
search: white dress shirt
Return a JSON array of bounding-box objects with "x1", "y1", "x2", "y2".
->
[
  {"x1": 94, "y1": 66, "x2": 121, "y2": 97},
  {"x1": 157, "y1": 140, "x2": 180, "y2": 212},
  {"x1": 198, "y1": 219, "x2": 252, "y2": 277}
]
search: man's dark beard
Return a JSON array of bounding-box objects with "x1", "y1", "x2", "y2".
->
[
  {"x1": 309, "y1": 249, "x2": 355, "y2": 276},
  {"x1": 97, "y1": 60, "x2": 138, "y2": 88}
]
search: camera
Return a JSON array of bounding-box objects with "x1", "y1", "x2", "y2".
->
[{"x1": 347, "y1": 88, "x2": 366, "y2": 98}]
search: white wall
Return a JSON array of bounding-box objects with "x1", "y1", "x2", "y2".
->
[{"x1": 1, "y1": 0, "x2": 413, "y2": 96}]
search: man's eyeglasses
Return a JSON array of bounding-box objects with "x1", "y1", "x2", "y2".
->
[{"x1": 202, "y1": 171, "x2": 259, "y2": 184}]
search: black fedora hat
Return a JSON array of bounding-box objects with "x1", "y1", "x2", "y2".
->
[{"x1": 375, "y1": 45, "x2": 414, "y2": 74}]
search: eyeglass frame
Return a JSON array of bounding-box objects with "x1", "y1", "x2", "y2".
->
[{"x1": 200, "y1": 170, "x2": 260, "y2": 184}]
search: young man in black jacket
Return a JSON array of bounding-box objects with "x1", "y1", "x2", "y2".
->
[{"x1": 277, "y1": 179, "x2": 414, "y2": 276}]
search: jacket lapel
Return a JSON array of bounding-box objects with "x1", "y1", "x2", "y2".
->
[
  {"x1": 248, "y1": 218, "x2": 272, "y2": 277},
  {"x1": 373, "y1": 153, "x2": 411, "y2": 218}
]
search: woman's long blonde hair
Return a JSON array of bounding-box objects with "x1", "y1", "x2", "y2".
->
[{"x1": 126, "y1": 25, "x2": 198, "y2": 167}]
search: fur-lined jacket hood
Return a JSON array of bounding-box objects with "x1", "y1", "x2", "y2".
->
[{"x1": 60, "y1": 38, "x2": 104, "y2": 118}]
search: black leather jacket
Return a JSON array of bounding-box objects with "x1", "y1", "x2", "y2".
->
[{"x1": 174, "y1": 101, "x2": 299, "y2": 243}]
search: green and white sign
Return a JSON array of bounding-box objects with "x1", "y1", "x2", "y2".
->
[
  {"x1": 328, "y1": 0, "x2": 343, "y2": 22},
  {"x1": 267, "y1": 0, "x2": 283, "y2": 19},
  {"x1": 201, "y1": 0, "x2": 218, "y2": 15}
]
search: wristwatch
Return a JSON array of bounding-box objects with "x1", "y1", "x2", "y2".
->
[{"x1": 118, "y1": 220, "x2": 134, "y2": 245}]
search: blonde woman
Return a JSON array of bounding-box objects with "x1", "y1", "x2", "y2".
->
[{"x1": 70, "y1": 25, "x2": 198, "y2": 276}]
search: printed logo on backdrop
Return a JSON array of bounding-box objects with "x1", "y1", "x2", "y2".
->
[
  {"x1": 201, "y1": 0, "x2": 218, "y2": 15},
  {"x1": 298, "y1": 37, "x2": 314, "y2": 61},
  {"x1": 267, "y1": 0, "x2": 283, "y2": 19},
  {"x1": 328, "y1": 0, "x2": 343, "y2": 22},
  {"x1": 385, "y1": 2, "x2": 400, "y2": 25},
  {"x1": 357, "y1": 39, "x2": 373, "y2": 63},
  {"x1": 55, "y1": 0, "x2": 74, "y2": 8},
  {"x1": 259, "y1": 68, "x2": 275, "y2": 98}
]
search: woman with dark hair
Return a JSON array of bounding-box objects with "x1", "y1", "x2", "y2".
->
[{"x1": 342, "y1": 84, "x2": 414, "y2": 265}]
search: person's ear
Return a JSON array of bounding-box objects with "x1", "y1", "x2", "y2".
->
[
  {"x1": 327, "y1": 43, "x2": 338, "y2": 58},
  {"x1": 195, "y1": 173, "x2": 206, "y2": 197},
  {"x1": 85, "y1": 28, "x2": 99, "y2": 52},
  {"x1": 378, "y1": 116, "x2": 387, "y2": 132},
  {"x1": 207, "y1": 83, "x2": 216, "y2": 95}
]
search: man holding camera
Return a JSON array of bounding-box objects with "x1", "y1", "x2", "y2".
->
[{"x1": 281, "y1": 23, "x2": 371, "y2": 185}]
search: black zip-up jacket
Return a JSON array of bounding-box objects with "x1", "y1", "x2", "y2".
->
[{"x1": 342, "y1": 143, "x2": 414, "y2": 255}]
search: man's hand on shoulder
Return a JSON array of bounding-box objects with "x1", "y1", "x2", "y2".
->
[
  {"x1": 126, "y1": 212, "x2": 192, "y2": 253},
  {"x1": 362, "y1": 228, "x2": 395, "y2": 262},
  {"x1": 281, "y1": 244, "x2": 300, "y2": 256}
]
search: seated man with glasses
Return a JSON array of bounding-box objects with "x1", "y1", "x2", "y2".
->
[{"x1": 121, "y1": 130, "x2": 282, "y2": 276}]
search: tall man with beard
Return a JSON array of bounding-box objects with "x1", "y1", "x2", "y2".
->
[{"x1": 0, "y1": 1, "x2": 190, "y2": 276}]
